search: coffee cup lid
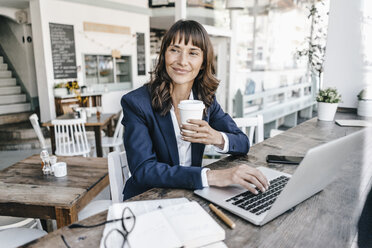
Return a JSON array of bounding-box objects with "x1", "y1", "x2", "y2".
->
[{"x1": 178, "y1": 100, "x2": 205, "y2": 110}]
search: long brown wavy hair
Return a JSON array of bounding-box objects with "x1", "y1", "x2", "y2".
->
[{"x1": 146, "y1": 20, "x2": 219, "y2": 116}]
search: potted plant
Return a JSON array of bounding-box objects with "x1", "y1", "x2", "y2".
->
[
  {"x1": 316, "y1": 87, "x2": 342, "y2": 121},
  {"x1": 66, "y1": 80, "x2": 88, "y2": 104},
  {"x1": 357, "y1": 87, "x2": 372, "y2": 117},
  {"x1": 297, "y1": 0, "x2": 329, "y2": 90},
  {"x1": 65, "y1": 80, "x2": 80, "y2": 95},
  {"x1": 53, "y1": 82, "x2": 68, "y2": 96}
]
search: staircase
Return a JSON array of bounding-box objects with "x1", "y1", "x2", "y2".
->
[
  {"x1": 0, "y1": 55, "x2": 45, "y2": 151},
  {"x1": 0, "y1": 56, "x2": 31, "y2": 116},
  {"x1": 0, "y1": 121, "x2": 50, "y2": 151}
]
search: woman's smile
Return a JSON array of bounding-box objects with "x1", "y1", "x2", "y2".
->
[{"x1": 172, "y1": 67, "x2": 190, "y2": 74}]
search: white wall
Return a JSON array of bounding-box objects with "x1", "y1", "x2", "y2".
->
[
  {"x1": 0, "y1": 18, "x2": 38, "y2": 97},
  {"x1": 23, "y1": 24, "x2": 38, "y2": 97},
  {"x1": 4, "y1": 20, "x2": 37, "y2": 97},
  {"x1": 109, "y1": 0, "x2": 147, "y2": 7},
  {"x1": 30, "y1": 0, "x2": 56, "y2": 121},
  {"x1": 0, "y1": 7, "x2": 19, "y2": 22},
  {"x1": 29, "y1": 0, "x2": 150, "y2": 121},
  {"x1": 323, "y1": 0, "x2": 364, "y2": 108},
  {"x1": 102, "y1": 90, "x2": 128, "y2": 114}
]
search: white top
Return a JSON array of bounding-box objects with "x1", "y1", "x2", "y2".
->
[{"x1": 170, "y1": 93, "x2": 229, "y2": 187}]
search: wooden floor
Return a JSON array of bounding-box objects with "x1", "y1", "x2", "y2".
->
[{"x1": 0, "y1": 148, "x2": 41, "y2": 171}]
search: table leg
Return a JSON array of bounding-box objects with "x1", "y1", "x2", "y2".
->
[
  {"x1": 55, "y1": 207, "x2": 77, "y2": 228},
  {"x1": 94, "y1": 126, "x2": 103, "y2": 157},
  {"x1": 108, "y1": 119, "x2": 114, "y2": 152},
  {"x1": 50, "y1": 126, "x2": 56, "y2": 154}
]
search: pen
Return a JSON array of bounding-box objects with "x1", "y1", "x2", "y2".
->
[{"x1": 209, "y1": 203, "x2": 236, "y2": 229}]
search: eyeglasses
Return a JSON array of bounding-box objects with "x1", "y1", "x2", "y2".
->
[
  {"x1": 65, "y1": 207, "x2": 136, "y2": 248},
  {"x1": 104, "y1": 207, "x2": 136, "y2": 248}
]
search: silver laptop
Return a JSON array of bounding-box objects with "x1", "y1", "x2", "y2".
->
[{"x1": 195, "y1": 129, "x2": 366, "y2": 226}]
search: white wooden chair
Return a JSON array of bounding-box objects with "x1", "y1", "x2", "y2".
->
[
  {"x1": 30, "y1": 113, "x2": 73, "y2": 151},
  {"x1": 101, "y1": 111, "x2": 124, "y2": 153},
  {"x1": 0, "y1": 217, "x2": 41, "y2": 231},
  {"x1": 29, "y1": 114, "x2": 48, "y2": 150},
  {"x1": 203, "y1": 115, "x2": 264, "y2": 166},
  {"x1": 0, "y1": 227, "x2": 47, "y2": 248},
  {"x1": 9, "y1": 113, "x2": 46, "y2": 233},
  {"x1": 108, "y1": 150, "x2": 130, "y2": 203},
  {"x1": 78, "y1": 151, "x2": 130, "y2": 220},
  {"x1": 51, "y1": 118, "x2": 90, "y2": 157},
  {"x1": 233, "y1": 115, "x2": 264, "y2": 144}
]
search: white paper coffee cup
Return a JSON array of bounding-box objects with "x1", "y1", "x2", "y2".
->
[
  {"x1": 178, "y1": 100, "x2": 205, "y2": 133},
  {"x1": 85, "y1": 108, "x2": 92, "y2": 117},
  {"x1": 53, "y1": 162, "x2": 67, "y2": 177}
]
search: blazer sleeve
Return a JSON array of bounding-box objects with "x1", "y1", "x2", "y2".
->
[
  {"x1": 208, "y1": 97, "x2": 250, "y2": 155},
  {"x1": 121, "y1": 95, "x2": 204, "y2": 190}
]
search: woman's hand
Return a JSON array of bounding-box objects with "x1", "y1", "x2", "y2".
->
[
  {"x1": 181, "y1": 119, "x2": 224, "y2": 149},
  {"x1": 206, "y1": 164, "x2": 269, "y2": 194}
]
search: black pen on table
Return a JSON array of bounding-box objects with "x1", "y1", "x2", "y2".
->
[{"x1": 209, "y1": 203, "x2": 236, "y2": 229}]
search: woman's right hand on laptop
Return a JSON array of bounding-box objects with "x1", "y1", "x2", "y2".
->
[{"x1": 206, "y1": 165, "x2": 269, "y2": 194}]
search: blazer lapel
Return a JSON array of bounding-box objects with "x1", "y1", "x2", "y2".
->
[
  {"x1": 154, "y1": 111, "x2": 180, "y2": 165},
  {"x1": 191, "y1": 88, "x2": 207, "y2": 167}
]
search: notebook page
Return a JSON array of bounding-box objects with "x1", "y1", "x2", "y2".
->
[
  {"x1": 201, "y1": 241, "x2": 228, "y2": 248},
  {"x1": 100, "y1": 198, "x2": 189, "y2": 248},
  {"x1": 162, "y1": 201, "x2": 226, "y2": 248},
  {"x1": 102, "y1": 209, "x2": 182, "y2": 248},
  {"x1": 110, "y1": 197, "x2": 189, "y2": 217},
  {"x1": 126, "y1": 210, "x2": 182, "y2": 248}
]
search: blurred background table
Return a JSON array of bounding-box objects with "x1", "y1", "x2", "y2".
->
[{"x1": 0, "y1": 155, "x2": 108, "y2": 228}]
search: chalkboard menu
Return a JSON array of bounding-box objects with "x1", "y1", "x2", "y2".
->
[
  {"x1": 49, "y1": 23, "x2": 77, "y2": 79},
  {"x1": 136, "y1": 32, "x2": 146, "y2": 76}
]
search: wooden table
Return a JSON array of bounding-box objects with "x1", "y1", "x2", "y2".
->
[
  {"x1": 43, "y1": 113, "x2": 115, "y2": 157},
  {"x1": 23, "y1": 112, "x2": 372, "y2": 248},
  {"x1": 0, "y1": 155, "x2": 109, "y2": 228}
]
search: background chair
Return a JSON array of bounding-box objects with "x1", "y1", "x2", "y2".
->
[
  {"x1": 75, "y1": 129, "x2": 106, "y2": 157},
  {"x1": 108, "y1": 150, "x2": 130, "y2": 203},
  {"x1": 203, "y1": 115, "x2": 264, "y2": 166},
  {"x1": 52, "y1": 118, "x2": 90, "y2": 157},
  {"x1": 29, "y1": 114, "x2": 48, "y2": 150},
  {"x1": 101, "y1": 111, "x2": 124, "y2": 153},
  {"x1": 78, "y1": 151, "x2": 130, "y2": 220},
  {"x1": 0, "y1": 217, "x2": 41, "y2": 231},
  {"x1": 0, "y1": 227, "x2": 47, "y2": 248},
  {"x1": 233, "y1": 115, "x2": 264, "y2": 144},
  {"x1": 30, "y1": 113, "x2": 74, "y2": 152},
  {"x1": 8, "y1": 114, "x2": 46, "y2": 233}
]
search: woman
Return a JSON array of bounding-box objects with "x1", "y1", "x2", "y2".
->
[{"x1": 121, "y1": 20, "x2": 268, "y2": 200}]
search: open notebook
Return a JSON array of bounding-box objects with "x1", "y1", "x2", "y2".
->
[{"x1": 100, "y1": 198, "x2": 226, "y2": 248}]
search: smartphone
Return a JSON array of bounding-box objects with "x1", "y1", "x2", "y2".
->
[{"x1": 266, "y1": 155, "x2": 304, "y2": 165}]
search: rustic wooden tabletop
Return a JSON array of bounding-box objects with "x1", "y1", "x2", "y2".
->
[
  {"x1": 23, "y1": 113, "x2": 372, "y2": 248},
  {"x1": 0, "y1": 155, "x2": 109, "y2": 228}
]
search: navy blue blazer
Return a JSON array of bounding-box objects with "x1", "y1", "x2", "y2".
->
[{"x1": 121, "y1": 85, "x2": 250, "y2": 200}]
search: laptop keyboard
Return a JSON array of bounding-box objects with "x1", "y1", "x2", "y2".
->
[{"x1": 225, "y1": 175, "x2": 290, "y2": 216}]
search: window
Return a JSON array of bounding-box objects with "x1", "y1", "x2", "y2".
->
[
  {"x1": 84, "y1": 55, "x2": 132, "y2": 85},
  {"x1": 233, "y1": 1, "x2": 330, "y2": 113}
]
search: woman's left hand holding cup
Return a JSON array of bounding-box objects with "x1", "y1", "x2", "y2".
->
[{"x1": 180, "y1": 119, "x2": 224, "y2": 149}]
